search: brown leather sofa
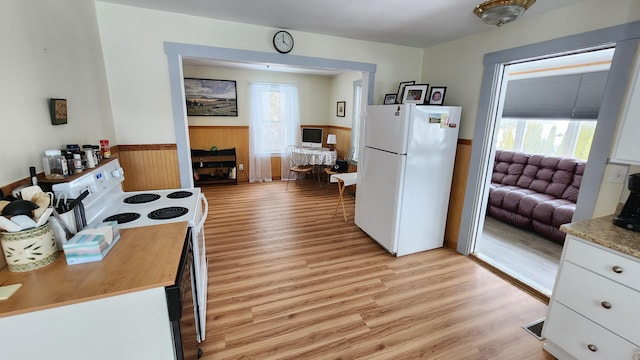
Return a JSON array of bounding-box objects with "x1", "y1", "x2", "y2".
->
[{"x1": 488, "y1": 150, "x2": 586, "y2": 245}]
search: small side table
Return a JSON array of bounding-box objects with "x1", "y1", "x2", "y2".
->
[{"x1": 330, "y1": 172, "x2": 358, "y2": 222}]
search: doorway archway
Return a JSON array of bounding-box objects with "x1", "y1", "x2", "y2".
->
[
  {"x1": 457, "y1": 21, "x2": 640, "y2": 256},
  {"x1": 164, "y1": 42, "x2": 376, "y2": 187}
]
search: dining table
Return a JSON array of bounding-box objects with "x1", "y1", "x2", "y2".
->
[{"x1": 293, "y1": 147, "x2": 337, "y2": 166}]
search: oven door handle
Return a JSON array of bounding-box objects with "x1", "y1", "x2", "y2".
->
[{"x1": 196, "y1": 193, "x2": 208, "y2": 230}]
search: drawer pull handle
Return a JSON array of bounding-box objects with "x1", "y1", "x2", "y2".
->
[
  {"x1": 587, "y1": 344, "x2": 598, "y2": 352},
  {"x1": 601, "y1": 301, "x2": 612, "y2": 309},
  {"x1": 612, "y1": 265, "x2": 623, "y2": 273}
]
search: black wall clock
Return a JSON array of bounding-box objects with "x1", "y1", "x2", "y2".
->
[{"x1": 273, "y1": 30, "x2": 294, "y2": 54}]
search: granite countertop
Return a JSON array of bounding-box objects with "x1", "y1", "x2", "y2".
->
[
  {"x1": 0, "y1": 221, "x2": 188, "y2": 318},
  {"x1": 560, "y1": 214, "x2": 640, "y2": 258}
]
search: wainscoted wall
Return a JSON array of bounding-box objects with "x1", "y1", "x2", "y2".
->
[
  {"x1": 188, "y1": 126, "x2": 250, "y2": 182},
  {"x1": 118, "y1": 145, "x2": 181, "y2": 191},
  {"x1": 188, "y1": 125, "x2": 353, "y2": 181},
  {"x1": 444, "y1": 139, "x2": 472, "y2": 251}
]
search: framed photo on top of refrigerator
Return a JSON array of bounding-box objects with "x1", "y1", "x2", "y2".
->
[
  {"x1": 396, "y1": 81, "x2": 414, "y2": 102},
  {"x1": 401, "y1": 84, "x2": 429, "y2": 104},
  {"x1": 428, "y1": 86, "x2": 447, "y2": 105},
  {"x1": 384, "y1": 94, "x2": 398, "y2": 105}
]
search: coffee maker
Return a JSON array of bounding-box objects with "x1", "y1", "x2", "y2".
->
[{"x1": 613, "y1": 173, "x2": 640, "y2": 232}]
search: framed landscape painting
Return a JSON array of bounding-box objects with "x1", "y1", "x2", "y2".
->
[{"x1": 184, "y1": 78, "x2": 238, "y2": 116}]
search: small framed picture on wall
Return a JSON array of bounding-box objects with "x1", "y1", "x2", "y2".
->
[
  {"x1": 337, "y1": 101, "x2": 346, "y2": 117},
  {"x1": 49, "y1": 98, "x2": 67, "y2": 125}
]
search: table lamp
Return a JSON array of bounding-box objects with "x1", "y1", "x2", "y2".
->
[{"x1": 327, "y1": 134, "x2": 337, "y2": 151}]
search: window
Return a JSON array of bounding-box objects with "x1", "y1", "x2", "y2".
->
[
  {"x1": 250, "y1": 82, "x2": 299, "y2": 154},
  {"x1": 495, "y1": 118, "x2": 595, "y2": 160},
  {"x1": 249, "y1": 82, "x2": 299, "y2": 182}
]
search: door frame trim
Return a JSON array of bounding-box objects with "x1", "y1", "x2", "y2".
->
[
  {"x1": 457, "y1": 21, "x2": 640, "y2": 255},
  {"x1": 163, "y1": 42, "x2": 376, "y2": 188}
]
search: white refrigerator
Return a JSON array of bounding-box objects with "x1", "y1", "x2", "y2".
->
[{"x1": 355, "y1": 104, "x2": 461, "y2": 256}]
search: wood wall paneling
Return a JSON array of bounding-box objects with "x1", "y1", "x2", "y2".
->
[
  {"x1": 118, "y1": 145, "x2": 181, "y2": 191},
  {"x1": 444, "y1": 140, "x2": 472, "y2": 251},
  {"x1": 189, "y1": 126, "x2": 250, "y2": 183},
  {"x1": 188, "y1": 126, "x2": 351, "y2": 183}
]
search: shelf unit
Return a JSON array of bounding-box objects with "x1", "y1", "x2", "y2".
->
[{"x1": 191, "y1": 148, "x2": 237, "y2": 185}]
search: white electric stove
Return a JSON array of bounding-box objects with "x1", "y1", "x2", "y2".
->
[{"x1": 51, "y1": 158, "x2": 209, "y2": 343}]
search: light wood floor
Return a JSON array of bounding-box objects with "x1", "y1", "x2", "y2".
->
[{"x1": 199, "y1": 180, "x2": 554, "y2": 359}]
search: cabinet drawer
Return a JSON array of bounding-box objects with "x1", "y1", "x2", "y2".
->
[
  {"x1": 554, "y1": 261, "x2": 640, "y2": 345},
  {"x1": 544, "y1": 301, "x2": 640, "y2": 359},
  {"x1": 564, "y1": 236, "x2": 640, "y2": 291}
]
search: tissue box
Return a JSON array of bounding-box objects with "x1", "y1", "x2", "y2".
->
[{"x1": 63, "y1": 221, "x2": 120, "y2": 265}]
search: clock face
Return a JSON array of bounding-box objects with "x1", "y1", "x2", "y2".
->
[{"x1": 273, "y1": 30, "x2": 294, "y2": 54}]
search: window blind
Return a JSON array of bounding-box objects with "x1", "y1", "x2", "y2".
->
[{"x1": 502, "y1": 71, "x2": 608, "y2": 120}]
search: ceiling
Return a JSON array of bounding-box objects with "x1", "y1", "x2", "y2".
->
[
  {"x1": 99, "y1": 0, "x2": 587, "y2": 48},
  {"x1": 98, "y1": 0, "x2": 588, "y2": 75}
]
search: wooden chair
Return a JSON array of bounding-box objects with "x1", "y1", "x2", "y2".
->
[
  {"x1": 324, "y1": 146, "x2": 355, "y2": 183},
  {"x1": 285, "y1": 145, "x2": 314, "y2": 192}
]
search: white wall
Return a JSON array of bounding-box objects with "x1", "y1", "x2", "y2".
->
[
  {"x1": 329, "y1": 72, "x2": 363, "y2": 128},
  {"x1": 0, "y1": 1, "x2": 115, "y2": 186},
  {"x1": 95, "y1": 2, "x2": 424, "y2": 145},
  {"x1": 183, "y1": 66, "x2": 333, "y2": 126}
]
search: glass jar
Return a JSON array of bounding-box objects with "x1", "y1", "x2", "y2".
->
[
  {"x1": 100, "y1": 139, "x2": 111, "y2": 159},
  {"x1": 82, "y1": 145, "x2": 96, "y2": 168},
  {"x1": 92, "y1": 145, "x2": 101, "y2": 164},
  {"x1": 73, "y1": 153, "x2": 83, "y2": 174},
  {"x1": 42, "y1": 150, "x2": 69, "y2": 179},
  {"x1": 63, "y1": 151, "x2": 75, "y2": 175}
]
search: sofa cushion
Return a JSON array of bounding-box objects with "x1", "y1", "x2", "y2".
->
[
  {"x1": 531, "y1": 199, "x2": 575, "y2": 226},
  {"x1": 492, "y1": 150, "x2": 528, "y2": 186},
  {"x1": 517, "y1": 193, "x2": 556, "y2": 218},
  {"x1": 561, "y1": 162, "x2": 585, "y2": 202},
  {"x1": 489, "y1": 206, "x2": 532, "y2": 228}
]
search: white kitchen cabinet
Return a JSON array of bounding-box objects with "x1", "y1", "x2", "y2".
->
[
  {"x1": 0, "y1": 287, "x2": 175, "y2": 360},
  {"x1": 542, "y1": 235, "x2": 640, "y2": 360},
  {"x1": 612, "y1": 53, "x2": 640, "y2": 165}
]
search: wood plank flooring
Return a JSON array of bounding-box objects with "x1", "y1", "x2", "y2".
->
[{"x1": 200, "y1": 180, "x2": 554, "y2": 359}]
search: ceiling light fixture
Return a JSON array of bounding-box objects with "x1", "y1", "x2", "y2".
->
[{"x1": 474, "y1": 0, "x2": 536, "y2": 27}]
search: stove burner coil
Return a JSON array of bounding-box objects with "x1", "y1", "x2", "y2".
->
[
  {"x1": 166, "y1": 191, "x2": 193, "y2": 199},
  {"x1": 104, "y1": 212, "x2": 141, "y2": 224},
  {"x1": 124, "y1": 193, "x2": 161, "y2": 204},
  {"x1": 147, "y1": 206, "x2": 189, "y2": 221}
]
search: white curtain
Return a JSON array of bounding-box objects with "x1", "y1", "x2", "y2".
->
[{"x1": 249, "y1": 82, "x2": 300, "y2": 182}]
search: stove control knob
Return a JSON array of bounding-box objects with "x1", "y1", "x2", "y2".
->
[{"x1": 111, "y1": 168, "x2": 123, "y2": 178}]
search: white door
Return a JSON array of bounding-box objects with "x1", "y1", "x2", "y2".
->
[{"x1": 355, "y1": 147, "x2": 405, "y2": 254}]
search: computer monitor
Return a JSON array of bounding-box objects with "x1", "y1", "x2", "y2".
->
[{"x1": 301, "y1": 127, "x2": 323, "y2": 148}]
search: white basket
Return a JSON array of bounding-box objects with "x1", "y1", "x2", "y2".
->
[{"x1": 1, "y1": 222, "x2": 59, "y2": 272}]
